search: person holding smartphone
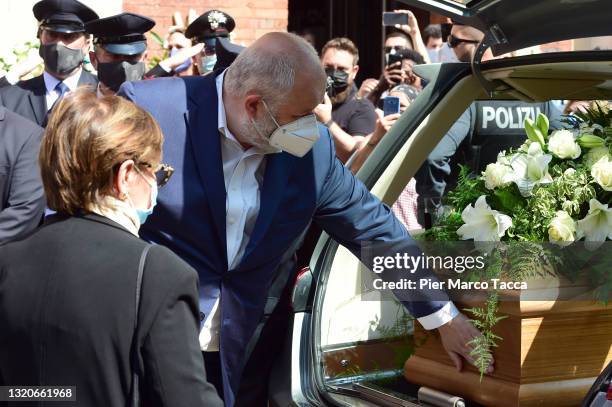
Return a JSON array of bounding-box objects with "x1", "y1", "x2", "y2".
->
[
  {"x1": 351, "y1": 84, "x2": 420, "y2": 173},
  {"x1": 365, "y1": 48, "x2": 425, "y2": 108},
  {"x1": 359, "y1": 9, "x2": 430, "y2": 101},
  {"x1": 313, "y1": 37, "x2": 378, "y2": 163}
]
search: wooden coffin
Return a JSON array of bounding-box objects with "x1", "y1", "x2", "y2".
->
[{"x1": 404, "y1": 278, "x2": 612, "y2": 407}]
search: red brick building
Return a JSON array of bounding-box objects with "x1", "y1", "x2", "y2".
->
[
  {"x1": 123, "y1": 0, "x2": 289, "y2": 52},
  {"x1": 122, "y1": 0, "x2": 576, "y2": 81}
]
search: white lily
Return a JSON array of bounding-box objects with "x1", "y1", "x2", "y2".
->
[
  {"x1": 576, "y1": 199, "x2": 612, "y2": 245},
  {"x1": 457, "y1": 195, "x2": 513, "y2": 242},
  {"x1": 509, "y1": 142, "x2": 553, "y2": 197}
]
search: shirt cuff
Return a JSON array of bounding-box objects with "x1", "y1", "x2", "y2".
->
[{"x1": 417, "y1": 301, "x2": 459, "y2": 330}]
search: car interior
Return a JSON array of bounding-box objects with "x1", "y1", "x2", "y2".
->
[{"x1": 312, "y1": 52, "x2": 612, "y2": 406}]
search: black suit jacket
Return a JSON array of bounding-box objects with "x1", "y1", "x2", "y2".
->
[
  {"x1": 0, "y1": 214, "x2": 223, "y2": 407},
  {"x1": 0, "y1": 70, "x2": 98, "y2": 127},
  {"x1": 0, "y1": 107, "x2": 44, "y2": 245}
]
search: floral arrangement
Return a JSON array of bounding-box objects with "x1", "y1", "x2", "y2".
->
[
  {"x1": 427, "y1": 102, "x2": 611, "y2": 246},
  {"x1": 421, "y1": 101, "x2": 611, "y2": 377}
]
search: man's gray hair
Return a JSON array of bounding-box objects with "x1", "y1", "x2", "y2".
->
[{"x1": 224, "y1": 33, "x2": 320, "y2": 111}]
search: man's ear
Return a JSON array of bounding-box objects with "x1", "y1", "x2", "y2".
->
[
  {"x1": 351, "y1": 64, "x2": 360, "y2": 80},
  {"x1": 140, "y1": 51, "x2": 148, "y2": 63},
  {"x1": 244, "y1": 94, "x2": 263, "y2": 119}
]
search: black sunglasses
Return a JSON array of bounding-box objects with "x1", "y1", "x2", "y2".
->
[
  {"x1": 447, "y1": 34, "x2": 480, "y2": 49},
  {"x1": 384, "y1": 45, "x2": 408, "y2": 54},
  {"x1": 138, "y1": 162, "x2": 175, "y2": 187},
  {"x1": 154, "y1": 164, "x2": 174, "y2": 187}
]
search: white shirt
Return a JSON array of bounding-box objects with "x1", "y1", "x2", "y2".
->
[
  {"x1": 199, "y1": 72, "x2": 458, "y2": 351},
  {"x1": 43, "y1": 69, "x2": 82, "y2": 111},
  {"x1": 199, "y1": 71, "x2": 278, "y2": 351}
]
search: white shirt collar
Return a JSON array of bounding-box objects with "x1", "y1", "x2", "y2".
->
[
  {"x1": 43, "y1": 68, "x2": 82, "y2": 95},
  {"x1": 215, "y1": 70, "x2": 280, "y2": 154},
  {"x1": 215, "y1": 70, "x2": 239, "y2": 144}
]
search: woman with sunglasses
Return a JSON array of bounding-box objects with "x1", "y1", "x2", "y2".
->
[{"x1": 0, "y1": 88, "x2": 223, "y2": 407}]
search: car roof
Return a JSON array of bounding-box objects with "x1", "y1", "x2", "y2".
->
[{"x1": 400, "y1": 0, "x2": 612, "y2": 57}]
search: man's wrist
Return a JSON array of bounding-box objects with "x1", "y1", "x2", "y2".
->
[{"x1": 325, "y1": 118, "x2": 335, "y2": 127}]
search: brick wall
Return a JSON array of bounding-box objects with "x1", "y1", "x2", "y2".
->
[{"x1": 123, "y1": 0, "x2": 288, "y2": 57}]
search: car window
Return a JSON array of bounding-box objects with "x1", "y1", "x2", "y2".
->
[
  {"x1": 409, "y1": 99, "x2": 565, "y2": 229},
  {"x1": 317, "y1": 244, "x2": 416, "y2": 400},
  {"x1": 314, "y1": 94, "x2": 581, "y2": 405},
  {"x1": 312, "y1": 71, "x2": 481, "y2": 404}
]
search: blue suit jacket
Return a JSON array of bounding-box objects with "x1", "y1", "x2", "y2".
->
[{"x1": 119, "y1": 73, "x2": 447, "y2": 405}]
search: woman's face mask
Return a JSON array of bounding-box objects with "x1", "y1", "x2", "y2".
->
[{"x1": 127, "y1": 167, "x2": 158, "y2": 225}]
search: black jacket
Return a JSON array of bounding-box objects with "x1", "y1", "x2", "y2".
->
[
  {"x1": 0, "y1": 107, "x2": 44, "y2": 245},
  {"x1": 0, "y1": 214, "x2": 223, "y2": 407},
  {"x1": 0, "y1": 70, "x2": 98, "y2": 127}
]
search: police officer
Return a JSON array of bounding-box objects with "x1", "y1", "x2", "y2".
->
[
  {"x1": 185, "y1": 10, "x2": 236, "y2": 75},
  {"x1": 0, "y1": 0, "x2": 99, "y2": 127},
  {"x1": 415, "y1": 22, "x2": 563, "y2": 226},
  {"x1": 0, "y1": 107, "x2": 45, "y2": 245},
  {"x1": 85, "y1": 12, "x2": 155, "y2": 95}
]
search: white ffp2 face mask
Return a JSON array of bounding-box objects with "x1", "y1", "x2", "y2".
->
[{"x1": 262, "y1": 100, "x2": 320, "y2": 157}]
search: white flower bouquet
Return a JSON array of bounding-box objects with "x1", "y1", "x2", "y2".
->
[
  {"x1": 425, "y1": 102, "x2": 611, "y2": 246},
  {"x1": 419, "y1": 102, "x2": 612, "y2": 376}
]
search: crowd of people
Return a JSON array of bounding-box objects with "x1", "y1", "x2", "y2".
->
[{"x1": 2, "y1": 0, "x2": 576, "y2": 406}]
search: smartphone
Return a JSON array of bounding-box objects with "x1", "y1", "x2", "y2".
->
[
  {"x1": 383, "y1": 96, "x2": 401, "y2": 116},
  {"x1": 383, "y1": 12, "x2": 409, "y2": 26},
  {"x1": 386, "y1": 52, "x2": 404, "y2": 67}
]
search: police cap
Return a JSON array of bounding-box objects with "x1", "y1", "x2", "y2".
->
[
  {"x1": 86, "y1": 12, "x2": 155, "y2": 56},
  {"x1": 33, "y1": 0, "x2": 99, "y2": 33},
  {"x1": 185, "y1": 10, "x2": 235, "y2": 48}
]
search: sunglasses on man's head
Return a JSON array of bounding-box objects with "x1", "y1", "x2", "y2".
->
[
  {"x1": 384, "y1": 45, "x2": 408, "y2": 54},
  {"x1": 447, "y1": 34, "x2": 480, "y2": 49}
]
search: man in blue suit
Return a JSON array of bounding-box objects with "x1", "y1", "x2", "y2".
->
[{"x1": 119, "y1": 32, "x2": 491, "y2": 406}]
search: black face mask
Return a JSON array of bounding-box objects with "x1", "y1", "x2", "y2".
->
[
  {"x1": 325, "y1": 68, "x2": 349, "y2": 97},
  {"x1": 97, "y1": 61, "x2": 146, "y2": 93},
  {"x1": 39, "y1": 43, "x2": 84, "y2": 76}
]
